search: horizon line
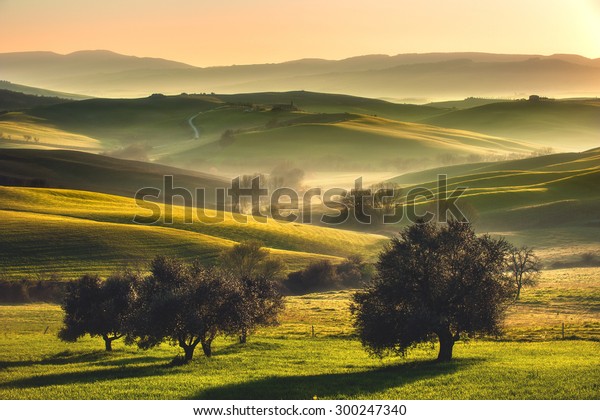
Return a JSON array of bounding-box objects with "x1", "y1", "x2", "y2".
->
[{"x1": 1, "y1": 49, "x2": 598, "y2": 69}]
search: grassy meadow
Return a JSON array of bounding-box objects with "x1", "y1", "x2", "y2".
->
[
  {"x1": 0, "y1": 267, "x2": 598, "y2": 399},
  {"x1": 0, "y1": 186, "x2": 385, "y2": 279},
  {"x1": 368, "y1": 148, "x2": 600, "y2": 265},
  {"x1": 0, "y1": 113, "x2": 101, "y2": 152},
  {"x1": 423, "y1": 99, "x2": 600, "y2": 150}
]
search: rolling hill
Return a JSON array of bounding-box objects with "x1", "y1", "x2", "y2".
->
[
  {"x1": 0, "y1": 80, "x2": 90, "y2": 100},
  {"x1": 175, "y1": 114, "x2": 538, "y2": 172},
  {"x1": 0, "y1": 92, "x2": 540, "y2": 174},
  {"x1": 384, "y1": 148, "x2": 600, "y2": 265},
  {"x1": 0, "y1": 89, "x2": 73, "y2": 112},
  {"x1": 0, "y1": 187, "x2": 386, "y2": 280},
  {"x1": 213, "y1": 91, "x2": 445, "y2": 121},
  {"x1": 0, "y1": 149, "x2": 228, "y2": 202},
  {"x1": 0, "y1": 113, "x2": 102, "y2": 152},
  {"x1": 426, "y1": 97, "x2": 513, "y2": 110},
  {"x1": 423, "y1": 99, "x2": 600, "y2": 150}
]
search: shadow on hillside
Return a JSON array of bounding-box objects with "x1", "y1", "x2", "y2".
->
[
  {"x1": 190, "y1": 358, "x2": 482, "y2": 399},
  {"x1": 0, "y1": 363, "x2": 176, "y2": 390},
  {"x1": 0, "y1": 350, "x2": 167, "y2": 370}
]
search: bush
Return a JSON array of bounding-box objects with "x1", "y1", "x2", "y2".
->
[{"x1": 284, "y1": 256, "x2": 374, "y2": 294}]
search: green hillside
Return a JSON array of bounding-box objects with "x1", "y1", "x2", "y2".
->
[
  {"x1": 172, "y1": 114, "x2": 537, "y2": 172},
  {"x1": 214, "y1": 91, "x2": 445, "y2": 120},
  {"x1": 0, "y1": 92, "x2": 542, "y2": 173},
  {"x1": 426, "y1": 97, "x2": 513, "y2": 109},
  {"x1": 0, "y1": 89, "x2": 73, "y2": 112},
  {"x1": 0, "y1": 187, "x2": 385, "y2": 279},
  {"x1": 423, "y1": 99, "x2": 600, "y2": 150},
  {"x1": 25, "y1": 94, "x2": 223, "y2": 148},
  {"x1": 0, "y1": 149, "x2": 228, "y2": 202},
  {"x1": 389, "y1": 149, "x2": 600, "y2": 185},
  {"x1": 0, "y1": 113, "x2": 101, "y2": 152},
  {"x1": 383, "y1": 149, "x2": 600, "y2": 265}
]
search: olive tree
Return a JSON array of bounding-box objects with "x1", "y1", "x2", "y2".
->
[
  {"x1": 59, "y1": 273, "x2": 134, "y2": 351},
  {"x1": 126, "y1": 256, "x2": 236, "y2": 361},
  {"x1": 219, "y1": 241, "x2": 285, "y2": 343},
  {"x1": 352, "y1": 220, "x2": 513, "y2": 362}
]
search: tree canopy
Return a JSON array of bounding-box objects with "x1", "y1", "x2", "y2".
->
[
  {"x1": 219, "y1": 241, "x2": 285, "y2": 343},
  {"x1": 58, "y1": 273, "x2": 134, "y2": 351},
  {"x1": 126, "y1": 256, "x2": 236, "y2": 361},
  {"x1": 352, "y1": 220, "x2": 514, "y2": 362}
]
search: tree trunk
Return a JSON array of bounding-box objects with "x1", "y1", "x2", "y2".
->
[
  {"x1": 102, "y1": 335, "x2": 112, "y2": 352},
  {"x1": 515, "y1": 283, "x2": 522, "y2": 300},
  {"x1": 437, "y1": 329, "x2": 455, "y2": 362},
  {"x1": 183, "y1": 345, "x2": 195, "y2": 362},
  {"x1": 239, "y1": 329, "x2": 247, "y2": 344},
  {"x1": 201, "y1": 340, "x2": 212, "y2": 357}
]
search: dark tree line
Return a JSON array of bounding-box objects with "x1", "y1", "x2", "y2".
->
[
  {"x1": 59, "y1": 222, "x2": 541, "y2": 364},
  {"x1": 59, "y1": 242, "x2": 284, "y2": 362},
  {"x1": 284, "y1": 255, "x2": 373, "y2": 294}
]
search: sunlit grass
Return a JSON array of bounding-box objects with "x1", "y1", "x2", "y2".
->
[
  {"x1": 0, "y1": 113, "x2": 101, "y2": 151},
  {"x1": 0, "y1": 187, "x2": 385, "y2": 279},
  {"x1": 0, "y1": 270, "x2": 598, "y2": 400}
]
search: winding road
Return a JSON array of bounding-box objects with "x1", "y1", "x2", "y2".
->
[
  {"x1": 187, "y1": 112, "x2": 202, "y2": 139},
  {"x1": 187, "y1": 106, "x2": 228, "y2": 141}
]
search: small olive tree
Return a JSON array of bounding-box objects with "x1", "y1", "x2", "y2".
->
[
  {"x1": 219, "y1": 241, "x2": 285, "y2": 343},
  {"x1": 59, "y1": 273, "x2": 134, "y2": 351},
  {"x1": 507, "y1": 245, "x2": 541, "y2": 300},
  {"x1": 352, "y1": 220, "x2": 514, "y2": 362}
]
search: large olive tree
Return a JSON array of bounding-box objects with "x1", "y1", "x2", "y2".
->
[{"x1": 352, "y1": 220, "x2": 513, "y2": 362}]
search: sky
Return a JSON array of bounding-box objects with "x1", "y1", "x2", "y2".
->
[{"x1": 1, "y1": 0, "x2": 599, "y2": 67}]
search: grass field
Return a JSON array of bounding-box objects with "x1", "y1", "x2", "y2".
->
[
  {"x1": 0, "y1": 113, "x2": 101, "y2": 152},
  {"x1": 0, "y1": 149, "x2": 229, "y2": 200},
  {"x1": 423, "y1": 99, "x2": 600, "y2": 150},
  {"x1": 381, "y1": 149, "x2": 600, "y2": 255},
  {"x1": 0, "y1": 268, "x2": 598, "y2": 399},
  {"x1": 1, "y1": 93, "x2": 596, "y2": 175},
  {"x1": 0, "y1": 187, "x2": 385, "y2": 279},
  {"x1": 177, "y1": 114, "x2": 535, "y2": 172}
]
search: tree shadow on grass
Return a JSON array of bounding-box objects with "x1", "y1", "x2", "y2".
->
[
  {"x1": 0, "y1": 350, "x2": 168, "y2": 370},
  {"x1": 190, "y1": 357, "x2": 482, "y2": 400},
  {"x1": 213, "y1": 341, "x2": 284, "y2": 356},
  {"x1": 0, "y1": 363, "x2": 177, "y2": 390}
]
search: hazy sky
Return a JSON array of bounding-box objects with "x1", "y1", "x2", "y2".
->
[{"x1": 1, "y1": 0, "x2": 599, "y2": 66}]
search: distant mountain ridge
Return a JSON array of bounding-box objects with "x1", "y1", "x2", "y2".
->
[
  {"x1": 0, "y1": 81, "x2": 90, "y2": 100},
  {"x1": 1, "y1": 50, "x2": 599, "y2": 99}
]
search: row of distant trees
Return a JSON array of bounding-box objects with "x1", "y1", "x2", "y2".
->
[
  {"x1": 0, "y1": 132, "x2": 40, "y2": 142},
  {"x1": 58, "y1": 221, "x2": 541, "y2": 362},
  {"x1": 59, "y1": 242, "x2": 284, "y2": 362}
]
